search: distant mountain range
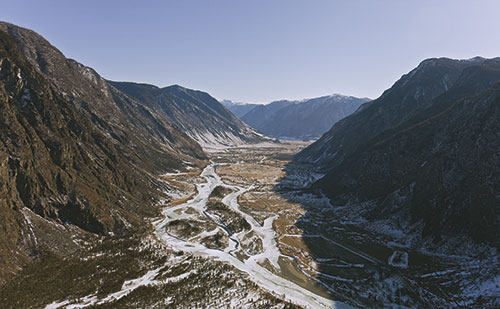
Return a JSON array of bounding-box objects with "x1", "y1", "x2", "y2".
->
[
  {"x1": 222, "y1": 95, "x2": 369, "y2": 140},
  {"x1": 297, "y1": 57, "x2": 500, "y2": 249},
  {"x1": 219, "y1": 100, "x2": 260, "y2": 118}
]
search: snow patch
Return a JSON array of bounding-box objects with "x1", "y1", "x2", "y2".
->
[{"x1": 388, "y1": 251, "x2": 408, "y2": 269}]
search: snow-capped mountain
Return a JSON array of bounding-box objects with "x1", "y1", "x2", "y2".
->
[
  {"x1": 220, "y1": 99, "x2": 260, "y2": 118},
  {"x1": 239, "y1": 95, "x2": 369, "y2": 140}
]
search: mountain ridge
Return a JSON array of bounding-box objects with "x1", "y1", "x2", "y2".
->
[
  {"x1": 238, "y1": 94, "x2": 369, "y2": 140},
  {"x1": 110, "y1": 81, "x2": 268, "y2": 150},
  {"x1": 220, "y1": 99, "x2": 261, "y2": 118},
  {"x1": 0, "y1": 21, "x2": 208, "y2": 281},
  {"x1": 296, "y1": 57, "x2": 500, "y2": 249}
]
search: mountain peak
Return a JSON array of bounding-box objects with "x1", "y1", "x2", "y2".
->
[
  {"x1": 414, "y1": 56, "x2": 500, "y2": 72},
  {"x1": 239, "y1": 94, "x2": 369, "y2": 140},
  {"x1": 164, "y1": 84, "x2": 189, "y2": 92},
  {"x1": 165, "y1": 83, "x2": 184, "y2": 89}
]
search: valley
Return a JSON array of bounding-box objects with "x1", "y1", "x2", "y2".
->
[
  {"x1": 1, "y1": 142, "x2": 499, "y2": 308},
  {"x1": 154, "y1": 142, "x2": 500, "y2": 308},
  {"x1": 1, "y1": 15, "x2": 499, "y2": 308}
]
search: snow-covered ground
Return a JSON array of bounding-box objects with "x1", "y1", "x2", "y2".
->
[
  {"x1": 188, "y1": 130, "x2": 274, "y2": 152},
  {"x1": 44, "y1": 250, "x2": 197, "y2": 309},
  {"x1": 153, "y1": 164, "x2": 350, "y2": 309}
]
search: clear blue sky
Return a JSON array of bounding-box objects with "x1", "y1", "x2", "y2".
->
[{"x1": 2, "y1": 0, "x2": 500, "y2": 102}]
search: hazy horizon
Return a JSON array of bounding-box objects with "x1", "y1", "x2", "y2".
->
[{"x1": 2, "y1": 0, "x2": 500, "y2": 102}]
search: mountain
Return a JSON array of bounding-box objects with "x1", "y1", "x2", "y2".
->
[
  {"x1": 240, "y1": 100, "x2": 298, "y2": 131},
  {"x1": 220, "y1": 99, "x2": 260, "y2": 118},
  {"x1": 256, "y1": 95, "x2": 369, "y2": 140},
  {"x1": 0, "y1": 22, "x2": 207, "y2": 280},
  {"x1": 110, "y1": 82, "x2": 267, "y2": 149},
  {"x1": 297, "y1": 58, "x2": 487, "y2": 168},
  {"x1": 296, "y1": 57, "x2": 500, "y2": 249},
  {"x1": 239, "y1": 95, "x2": 368, "y2": 141},
  {"x1": 0, "y1": 22, "x2": 206, "y2": 169}
]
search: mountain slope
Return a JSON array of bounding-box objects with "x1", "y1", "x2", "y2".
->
[
  {"x1": 296, "y1": 58, "x2": 486, "y2": 168},
  {"x1": 0, "y1": 23, "x2": 207, "y2": 280},
  {"x1": 298, "y1": 57, "x2": 500, "y2": 248},
  {"x1": 0, "y1": 22, "x2": 206, "y2": 171},
  {"x1": 237, "y1": 95, "x2": 368, "y2": 140},
  {"x1": 220, "y1": 99, "x2": 260, "y2": 118},
  {"x1": 240, "y1": 100, "x2": 298, "y2": 130},
  {"x1": 257, "y1": 95, "x2": 368, "y2": 140},
  {"x1": 110, "y1": 81, "x2": 267, "y2": 149}
]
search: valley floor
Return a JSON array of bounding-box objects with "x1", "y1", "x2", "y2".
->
[{"x1": 1, "y1": 141, "x2": 498, "y2": 308}]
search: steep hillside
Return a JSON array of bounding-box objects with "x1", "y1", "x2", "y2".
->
[
  {"x1": 298, "y1": 57, "x2": 500, "y2": 249},
  {"x1": 0, "y1": 23, "x2": 207, "y2": 280},
  {"x1": 296, "y1": 58, "x2": 488, "y2": 168},
  {"x1": 0, "y1": 22, "x2": 206, "y2": 171},
  {"x1": 110, "y1": 82, "x2": 267, "y2": 149}
]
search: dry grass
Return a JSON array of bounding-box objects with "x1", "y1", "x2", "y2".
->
[
  {"x1": 211, "y1": 144, "x2": 319, "y2": 281},
  {"x1": 239, "y1": 192, "x2": 302, "y2": 212},
  {"x1": 280, "y1": 235, "x2": 312, "y2": 256},
  {"x1": 216, "y1": 163, "x2": 285, "y2": 187},
  {"x1": 273, "y1": 212, "x2": 304, "y2": 235},
  {"x1": 160, "y1": 168, "x2": 204, "y2": 195},
  {"x1": 168, "y1": 194, "x2": 195, "y2": 207}
]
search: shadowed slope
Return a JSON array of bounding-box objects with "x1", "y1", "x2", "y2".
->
[
  {"x1": 110, "y1": 81, "x2": 267, "y2": 148},
  {"x1": 0, "y1": 22, "x2": 207, "y2": 281}
]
